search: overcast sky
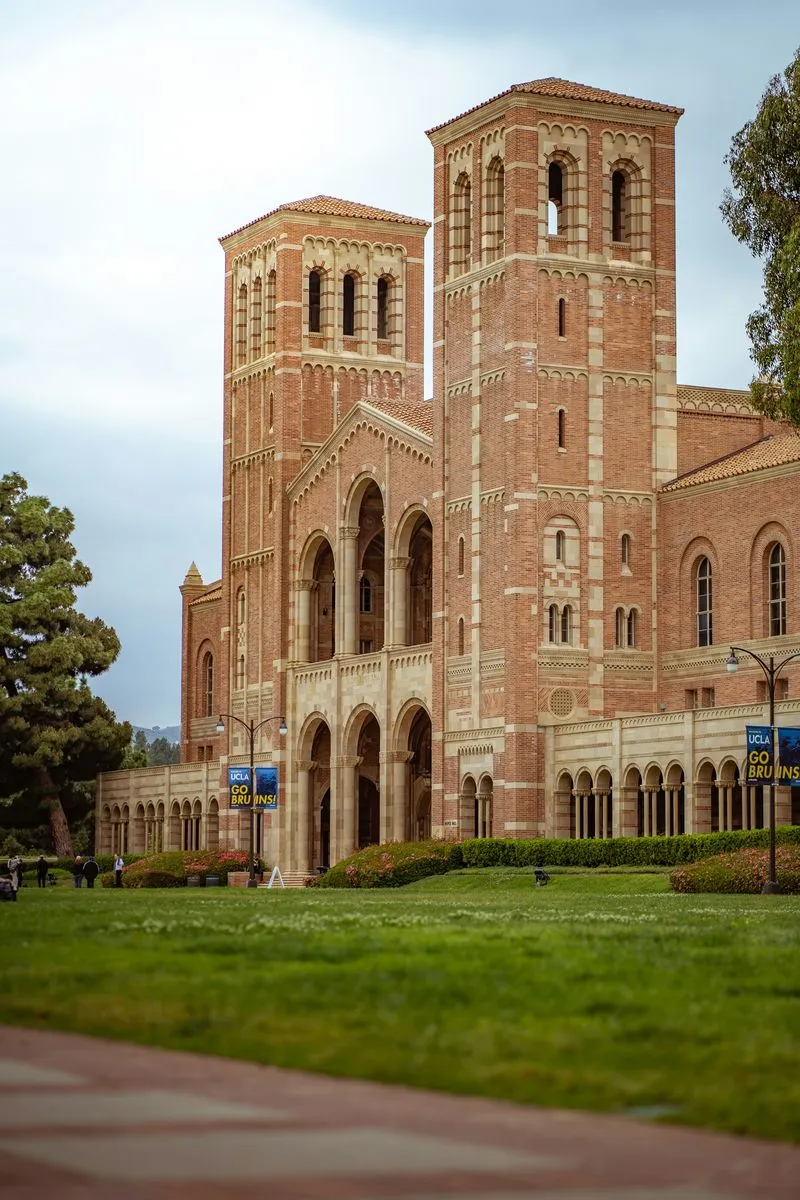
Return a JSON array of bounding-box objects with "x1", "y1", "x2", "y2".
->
[{"x1": 0, "y1": 0, "x2": 795, "y2": 728}]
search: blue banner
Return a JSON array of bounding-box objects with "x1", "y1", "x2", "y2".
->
[
  {"x1": 745, "y1": 726, "x2": 772, "y2": 782},
  {"x1": 227, "y1": 766, "x2": 280, "y2": 808},
  {"x1": 778, "y1": 728, "x2": 800, "y2": 786},
  {"x1": 745, "y1": 726, "x2": 800, "y2": 785},
  {"x1": 254, "y1": 767, "x2": 279, "y2": 810}
]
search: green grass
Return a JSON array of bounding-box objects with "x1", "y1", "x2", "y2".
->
[{"x1": 4, "y1": 873, "x2": 800, "y2": 1143}]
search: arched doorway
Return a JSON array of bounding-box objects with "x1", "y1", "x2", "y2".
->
[
  {"x1": 476, "y1": 775, "x2": 493, "y2": 838},
  {"x1": 460, "y1": 775, "x2": 477, "y2": 838},
  {"x1": 642, "y1": 766, "x2": 665, "y2": 836},
  {"x1": 664, "y1": 765, "x2": 685, "y2": 836},
  {"x1": 311, "y1": 722, "x2": 332, "y2": 868},
  {"x1": 310, "y1": 538, "x2": 335, "y2": 661},
  {"x1": 409, "y1": 708, "x2": 432, "y2": 840},
  {"x1": 357, "y1": 483, "x2": 385, "y2": 654},
  {"x1": 357, "y1": 714, "x2": 381, "y2": 847},
  {"x1": 408, "y1": 515, "x2": 433, "y2": 646}
]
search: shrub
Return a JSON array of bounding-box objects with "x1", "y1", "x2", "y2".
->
[
  {"x1": 124, "y1": 870, "x2": 187, "y2": 890},
  {"x1": 461, "y1": 826, "x2": 800, "y2": 870},
  {"x1": 110, "y1": 849, "x2": 260, "y2": 888},
  {"x1": 312, "y1": 840, "x2": 463, "y2": 889},
  {"x1": 670, "y1": 845, "x2": 800, "y2": 894}
]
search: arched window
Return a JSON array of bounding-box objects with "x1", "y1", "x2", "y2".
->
[
  {"x1": 485, "y1": 157, "x2": 505, "y2": 260},
  {"x1": 308, "y1": 269, "x2": 321, "y2": 333},
  {"x1": 452, "y1": 173, "x2": 472, "y2": 274},
  {"x1": 548, "y1": 604, "x2": 559, "y2": 643},
  {"x1": 237, "y1": 589, "x2": 246, "y2": 626},
  {"x1": 377, "y1": 277, "x2": 389, "y2": 340},
  {"x1": 612, "y1": 170, "x2": 627, "y2": 243},
  {"x1": 627, "y1": 608, "x2": 637, "y2": 648},
  {"x1": 236, "y1": 283, "x2": 248, "y2": 365},
  {"x1": 250, "y1": 276, "x2": 262, "y2": 359},
  {"x1": 621, "y1": 533, "x2": 631, "y2": 568},
  {"x1": 548, "y1": 162, "x2": 563, "y2": 236},
  {"x1": 457, "y1": 535, "x2": 465, "y2": 576},
  {"x1": 266, "y1": 269, "x2": 276, "y2": 353},
  {"x1": 359, "y1": 574, "x2": 372, "y2": 613},
  {"x1": 343, "y1": 273, "x2": 356, "y2": 336},
  {"x1": 555, "y1": 529, "x2": 566, "y2": 562},
  {"x1": 557, "y1": 409, "x2": 566, "y2": 450},
  {"x1": 615, "y1": 607, "x2": 626, "y2": 648},
  {"x1": 268, "y1": 391, "x2": 274, "y2": 429},
  {"x1": 202, "y1": 652, "x2": 214, "y2": 717},
  {"x1": 696, "y1": 557, "x2": 713, "y2": 647},
  {"x1": 268, "y1": 477, "x2": 273, "y2": 514},
  {"x1": 236, "y1": 655, "x2": 245, "y2": 690},
  {"x1": 457, "y1": 616, "x2": 465, "y2": 656},
  {"x1": 769, "y1": 543, "x2": 787, "y2": 636},
  {"x1": 558, "y1": 297, "x2": 566, "y2": 338},
  {"x1": 561, "y1": 604, "x2": 573, "y2": 644}
]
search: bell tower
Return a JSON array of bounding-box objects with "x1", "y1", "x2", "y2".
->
[{"x1": 427, "y1": 79, "x2": 683, "y2": 839}]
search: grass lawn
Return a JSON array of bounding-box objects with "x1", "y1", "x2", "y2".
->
[{"x1": 3, "y1": 870, "x2": 800, "y2": 1143}]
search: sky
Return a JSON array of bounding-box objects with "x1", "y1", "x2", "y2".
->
[{"x1": 0, "y1": 0, "x2": 795, "y2": 728}]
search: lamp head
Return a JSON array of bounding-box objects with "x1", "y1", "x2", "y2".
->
[
  {"x1": 278, "y1": 721, "x2": 288, "y2": 737},
  {"x1": 215, "y1": 717, "x2": 225, "y2": 733},
  {"x1": 726, "y1": 650, "x2": 739, "y2": 675}
]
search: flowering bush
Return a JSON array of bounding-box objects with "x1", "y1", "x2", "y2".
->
[
  {"x1": 100, "y1": 849, "x2": 263, "y2": 888},
  {"x1": 311, "y1": 840, "x2": 463, "y2": 889},
  {"x1": 670, "y1": 846, "x2": 800, "y2": 893}
]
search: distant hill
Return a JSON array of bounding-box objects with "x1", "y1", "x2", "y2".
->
[{"x1": 132, "y1": 725, "x2": 181, "y2": 745}]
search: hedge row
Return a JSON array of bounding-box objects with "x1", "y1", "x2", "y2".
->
[
  {"x1": 311, "y1": 840, "x2": 464, "y2": 888},
  {"x1": 460, "y1": 826, "x2": 800, "y2": 869},
  {"x1": 670, "y1": 846, "x2": 800, "y2": 893}
]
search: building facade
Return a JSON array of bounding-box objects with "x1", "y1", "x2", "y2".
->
[{"x1": 96, "y1": 78, "x2": 800, "y2": 871}]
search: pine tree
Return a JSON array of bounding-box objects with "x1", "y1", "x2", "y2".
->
[
  {"x1": 0, "y1": 473, "x2": 130, "y2": 855},
  {"x1": 721, "y1": 48, "x2": 800, "y2": 426}
]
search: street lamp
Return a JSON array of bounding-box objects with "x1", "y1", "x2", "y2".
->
[
  {"x1": 726, "y1": 646, "x2": 800, "y2": 893},
  {"x1": 216, "y1": 713, "x2": 287, "y2": 888}
]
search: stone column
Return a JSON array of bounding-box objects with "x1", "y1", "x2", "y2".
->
[
  {"x1": 294, "y1": 580, "x2": 313, "y2": 662},
  {"x1": 554, "y1": 785, "x2": 572, "y2": 838},
  {"x1": 389, "y1": 751, "x2": 414, "y2": 842},
  {"x1": 389, "y1": 556, "x2": 411, "y2": 647},
  {"x1": 340, "y1": 527, "x2": 359, "y2": 655},
  {"x1": 295, "y1": 759, "x2": 315, "y2": 875},
  {"x1": 693, "y1": 778, "x2": 713, "y2": 833},
  {"x1": 337, "y1": 755, "x2": 361, "y2": 860},
  {"x1": 664, "y1": 789, "x2": 673, "y2": 837}
]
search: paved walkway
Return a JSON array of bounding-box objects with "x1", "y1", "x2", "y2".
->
[{"x1": 0, "y1": 1027, "x2": 798, "y2": 1199}]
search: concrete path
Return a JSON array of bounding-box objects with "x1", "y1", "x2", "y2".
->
[{"x1": 0, "y1": 1026, "x2": 798, "y2": 1199}]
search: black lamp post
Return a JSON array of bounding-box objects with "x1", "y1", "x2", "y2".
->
[
  {"x1": 216, "y1": 713, "x2": 287, "y2": 888},
  {"x1": 726, "y1": 647, "x2": 800, "y2": 894}
]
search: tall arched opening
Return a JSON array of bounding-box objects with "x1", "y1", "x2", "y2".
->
[
  {"x1": 357, "y1": 714, "x2": 381, "y2": 847},
  {"x1": 358, "y1": 484, "x2": 385, "y2": 654}
]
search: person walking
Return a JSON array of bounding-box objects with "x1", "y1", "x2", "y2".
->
[
  {"x1": 113, "y1": 853, "x2": 124, "y2": 888},
  {"x1": 72, "y1": 855, "x2": 83, "y2": 888},
  {"x1": 82, "y1": 855, "x2": 100, "y2": 889},
  {"x1": 36, "y1": 855, "x2": 48, "y2": 889}
]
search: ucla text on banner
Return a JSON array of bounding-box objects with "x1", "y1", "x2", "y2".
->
[
  {"x1": 227, "y1": 766, "x2": 280, "y2": 808},
  {"x1": 745, "y1": 725, "x2": 800, "y2": 785},
  {"x1": 745, "y1": 726, "x2": 772, "y2": 782}
]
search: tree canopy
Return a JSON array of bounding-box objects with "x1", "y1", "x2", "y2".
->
[
  {"x1": 721, "y1": 48, "x2": 800, "y2": 426},
  {"x1": 0, "y1": 473, "x2": 130, "y2": 854}
]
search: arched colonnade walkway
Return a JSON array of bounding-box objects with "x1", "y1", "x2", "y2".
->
[{"x1": 291, "y1": 701, "x2": 432, "y2": 873}]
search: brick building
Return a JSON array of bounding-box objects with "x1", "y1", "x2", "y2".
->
[{"x1": 96, "y1": 78, "x2": 800, "y2": 870}]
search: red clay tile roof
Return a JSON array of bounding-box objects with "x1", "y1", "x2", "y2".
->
[
  {"x1": 221, "y1": 196, "x2": 430, "y2": 241},
  {"x1": 365, "y1": 399, "x2": 434, "y2": 438},
  {"x1": 427, "y1": 77, "x2": 683, "y2": 135},
  {"x1": 189, "y1": 583, "x2": 222, "y2": 606},
  {"x1": 662, "y1": 433, "x2": 800, "y2": 492}
]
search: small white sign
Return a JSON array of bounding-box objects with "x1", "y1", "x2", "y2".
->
[{"x1": 267, "y1": 865, "x2": 285, "y2": 889}]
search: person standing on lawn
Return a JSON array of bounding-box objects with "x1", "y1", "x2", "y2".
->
[
  {"x1": 7, "y1": 855, "x2": 23, "y2": 892},
  {"x1": 114, "y1": 853, "x2": 124, "y2": 888},
  {"x1": 72, "y1": 855, "x2": 83, "y2": 888},
  {"x1": 36, "y1": 855, "x2": 48, "y2": 889},
  {"x1": 82, "y1": 855, "x2": 100, "y2": 889}
]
